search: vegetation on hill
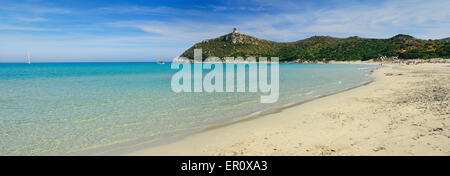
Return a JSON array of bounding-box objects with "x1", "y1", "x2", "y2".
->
[{"x1": 180, "y1": 30, "x2": 450, "y2": 61}]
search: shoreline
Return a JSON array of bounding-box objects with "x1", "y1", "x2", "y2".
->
[
  {"x1": 82, "y1": 64, "x2": 377, "y2": 156},
  {"x1": 199, "y1": 77, "x2": 376, "y2": 134},
  {"x1": 127, "y1": 63, "x2": 449, "y2": 156}
]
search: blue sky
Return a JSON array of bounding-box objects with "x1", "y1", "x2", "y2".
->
[{"x1": 0, "y1": 0, "x2": 449, "y2": 62}]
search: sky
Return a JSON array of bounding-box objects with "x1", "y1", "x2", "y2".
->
[{"x1": 0, "y1": 0, "x2": 449, "y2": 62}]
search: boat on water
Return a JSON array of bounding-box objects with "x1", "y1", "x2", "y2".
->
[
  {"x1": 27, "y1": 50, "x2": 31, "y2": 64},
  {"x1": 157, "y1": 61, "x2": 165, "y2": 64}
]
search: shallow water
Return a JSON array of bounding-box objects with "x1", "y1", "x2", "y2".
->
[{"x1": 0, "y1": 63, "x2": 379, "y2": 155}]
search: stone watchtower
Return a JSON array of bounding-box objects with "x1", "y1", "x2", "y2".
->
[
  {"x1": 233, "y1": 27, "x2": 238, "y2": 33},
  {"x1": 224, "y1": 27, "x2": 244, "y2": 44}
]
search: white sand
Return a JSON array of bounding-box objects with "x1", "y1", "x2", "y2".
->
[{"x1": 128, "y1": 63, "x2": 449, "y2": 156}]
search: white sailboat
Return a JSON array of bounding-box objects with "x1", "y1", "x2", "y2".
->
[{"x1": 27, "y1": 50, "x2": 31, "y2": 64}]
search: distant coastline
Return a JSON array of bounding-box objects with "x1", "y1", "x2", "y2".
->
[
  {"x1": 172, "y1": 56, "x2": 450, "y2": 64},
  {"x1": 179, "y1": 28, "x2": 450, "y2": 62}
]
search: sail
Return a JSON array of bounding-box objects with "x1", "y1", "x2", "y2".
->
[{"x1": 27, "y1": 50, "x2": 31, "y2": 64}]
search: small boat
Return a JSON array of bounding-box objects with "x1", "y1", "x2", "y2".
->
[
  {"x1": 27, "y1": 50, "x2": 31, "y2": 64},
  {"x1": 157, "y1": 61, "x2": 165, "y2": 64}
]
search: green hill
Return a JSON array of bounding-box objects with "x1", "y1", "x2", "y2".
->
[{"x1": 180, "y1": 29, "x2": 449, "y2": 61}]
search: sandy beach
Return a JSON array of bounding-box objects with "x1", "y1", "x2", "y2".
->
[{"x1": 128, "y1": 63, "x2": 449, "y2": 156}]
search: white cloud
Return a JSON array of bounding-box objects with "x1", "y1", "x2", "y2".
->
[
  {"x1": 0, "y1": 5, "x2": 71, "y2": 14},
  {"x1": 96, "y1": 6, "x2": 201, "y2": 16},
  {"x1": 108, "y1": 20, "x2": 233, "y2": 43},
  {"x1": 16, "y1": 17, "x2": 48, "y2": 22},
  {"x1": 0, "y1": 25, "x2": 58, "y2": 31},
  {"x1": 0, "y1": 33, "x2": 188, "y2": 62},
  {"x1": 288, "y1": 0, "x2": 450, "y2": 39},
  {"x1": 107, "y1": 0, "x2": 449, "y2": 43}
]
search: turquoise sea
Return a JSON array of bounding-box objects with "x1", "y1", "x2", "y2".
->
[{"x1": 0, "y1": 63, "x2": 379, "y2": 155}]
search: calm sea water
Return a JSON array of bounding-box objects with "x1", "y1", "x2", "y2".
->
[{"x1": 0, "y1": 63, "x2": 379, "y2": 155}]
